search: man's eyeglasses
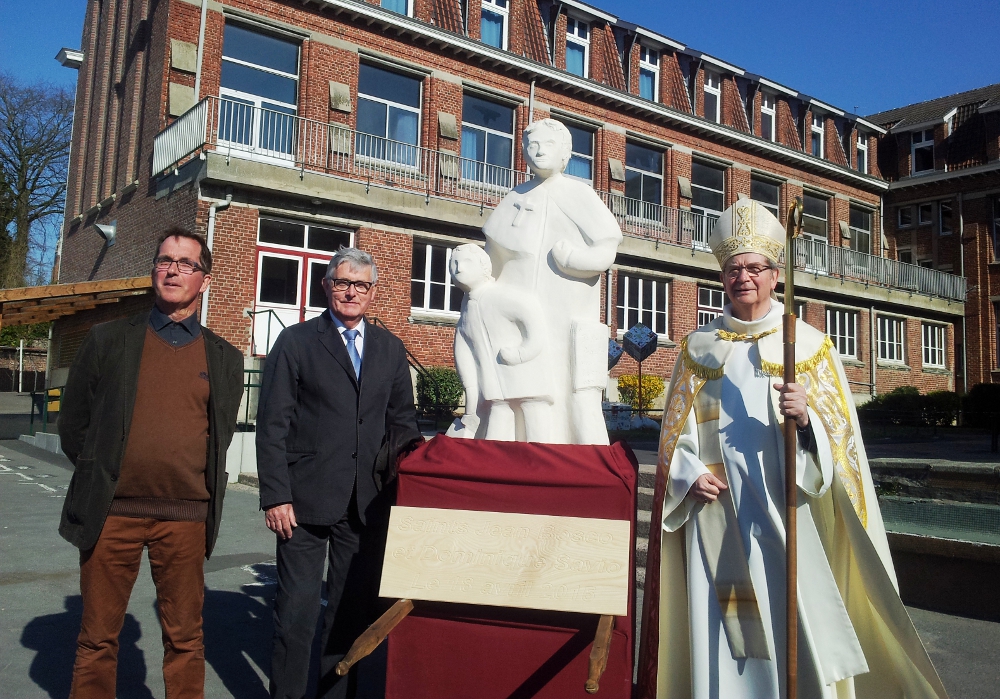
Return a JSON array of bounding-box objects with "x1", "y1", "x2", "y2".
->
[
  {"x1": 724, "y1": 263, "x2": 774, "y2": 280},
  {"x1": 329, "y1": 278, "x2": 374, "y2": 294},
  {"x1": 154, "y1": 256, "x2": 204, "y2": 275}
]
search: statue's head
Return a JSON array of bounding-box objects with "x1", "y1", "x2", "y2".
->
[
  {"x1": 522, "y1": 119, "x2": 573, "y2": 179},
  {"x1": 450, "y1": 244, "x2": 494, "y2": 292}
]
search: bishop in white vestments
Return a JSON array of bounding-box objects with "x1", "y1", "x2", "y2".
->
[{"x1": 636, "y1": 201, "x2": 948, "y2": 699}]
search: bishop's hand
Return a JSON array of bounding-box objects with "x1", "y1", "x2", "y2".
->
[
  {"x1": 774, "y1": 381, "x2": 809, "y2": 428},
  {"x1": 691, "y1": 473, "x2": 728, "y2": 504}
]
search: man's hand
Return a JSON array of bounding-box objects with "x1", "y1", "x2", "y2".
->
[
  {"x1": 774, "y1": 381, "x2": 809, "y2": 428},
  {"x1": 691, "y1": 473, "x2": 728, "y2": 504},
  {"x1": 265, "y1": 503, "x2": 298, "y2": 540}
]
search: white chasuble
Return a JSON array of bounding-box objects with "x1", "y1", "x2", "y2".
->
[{"x1": 641, "y1": 301, "x2": 948, "y2": 699}]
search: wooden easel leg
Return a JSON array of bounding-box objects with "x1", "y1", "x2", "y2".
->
[
  {"x1": 584, "y1": 614, "x2": 615, "y2": 694},
  {"x1": 335, "y1": 598, "x2": 415, "y2": 677}
]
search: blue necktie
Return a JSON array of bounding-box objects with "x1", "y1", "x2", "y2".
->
[{"x1": 343, "y1": 328, "x2": 362, "y2": 378}]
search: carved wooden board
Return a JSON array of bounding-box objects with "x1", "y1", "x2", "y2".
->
[{"x1": 379, "y1": 506, "x2": 631, "y2": 616}]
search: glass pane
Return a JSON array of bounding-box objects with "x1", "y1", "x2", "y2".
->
[
  {"x1": 429, "y1": 246, "x2": 447, "y2": 283},
  {"x1": 751, "y1": 178, "x2": 779, "y2": 206},
  {"x1": 625, "y1": 143, "x2": 661, "y2": 173},
  {"x1": 656, "y1": 283, "x2": 666, "y2": 312},
  {"x1": 461, "y1": 125, "x2": 486, "y2": 161},
  {"x1": 308, "y1": 227, "x2": 350, "y2": 252},
  {"x1": 898, "y1": 207, "x2": 912, "y2": 226},
  {"x1": 812, "y1": 132, "x2": 822, "y2": 156},
  {"x1": 566, "y1": 155, "x2": 592, "y2": 180},
  {"x1": 641, "y1": 174, "x2": 662, "y2": 205},
  {"x1": 691, "y1": 161, "x2": 724, "y2": 190},
  {"x1": 259, "y1": 218, "x2": 305, "y2": 247},
  {"x1": 358, "y1": 64, "x2": 421, "y2": 108},
  {"x1": 308, "y1": 261, "x2": 328, "y2": 308},
  {"x1": 566, "y1": 43, "x2": 585, "y2": 76},
  {"x1": 449, "y1": 286, "x2": 464, "y2": 312},
  {"x1": 388, "y1": 107, "x2": 419, "y2": 145},
  {"x1": 914, "y1": 145, "x2": 934, "y2": 172},
  {"x1": 849, "y1": 206, "x2": 871, "y2": 231},
  {"x1": 223, "y1": 24, "x2": 299, "y2": 75},
  {"x1": 221, "y1": 61, "x2": 297, "y2": 105},
  {"x1": 381, "y1": 0, "x2": 408, "y2": 13},
  {"x1": 411, "y1": 244, "x2": 426, "y2": 280},
  {"x1": 564, "y1": 123, "x2": 593, "y2": 156},
  {"x1": 486, "y1": 132, "x2": 513, "y2": 168},
  {"x1": 357, "y1": 98, "x2": 388, "y2": 137},
  {"x1": 803, "y1": 193, "x2": 827, "y2": 218},
  {"x1": 429, "y1": 282, "x2": 445, "y2": 310},
  {"x1": 692, "y1": 186, "x2": 723, "y2": 212},
  {"x1": 641, "y1": 279, "x2": 653, "y2": 310},
  {"x1": 761, "y1": 113, "x2": 773, "y2": 140},
  {"x1": 218, "y1": 97, "x2": 254, "y2": 146},
  {"x1": 639, "y1": 69, "x2": 655, "y2": 100},
  {"x1": 704, "y1": 92, "x2": 718, "y2": 122},
  {"x1": 259, "y1": 256, "x2": 300, "y2": 305},
  {"x1": 462, "y1": 94, "x2": 513, "y2": 133},
  {"x1": 625, "y1": 169, "x2": 643, "y2": 200},
  {"x1": 411, "y1": 280, "x2": 425, "y2": 307},
  {"x1": 481, "y1": 9, "x2": 504, "y2": 48}
]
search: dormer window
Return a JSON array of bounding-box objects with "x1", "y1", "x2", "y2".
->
[
  {"x1": 639, "y1": 46, "x2": 659, "y2": 101},
  {"x1": 856, "y1": 132, "x2": 869, "y2": 174},
  {"x1": 481, "y1": 0, "x2": 508, "y2": 50},
  {"x1": 566, "y1": 18, "x2": 590, "y2": 77},
  {"x1": 760, "y1": 93, "x2": 775, "y2": 141},
  {"x1": 911, "y1": 129, "x2": 934, "y2": 174},
  {"x1": 811, "y1": 114, "x2": 824, "y2": 158},
  {"x1": 380, "y1": 0, "x2": 411, "y2": 16},
  {"x1": 703, "y1": 71, "x2": 720, "y2": 123}
]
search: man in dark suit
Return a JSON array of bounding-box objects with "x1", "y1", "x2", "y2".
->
[
  {"x1": 58, "y1": 227, "x2": 245, "y2": 699},
  {"x1": 257, "y1": 247, "x2": 419, "y2": 699}
]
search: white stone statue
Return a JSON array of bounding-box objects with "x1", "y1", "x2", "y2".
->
[{"x1": 448, "y1": 119, "x2": 623, "y2": 444}]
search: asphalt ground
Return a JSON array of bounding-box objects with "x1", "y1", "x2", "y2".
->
[{"x1": 2, "y1": 439, "x2": 999, "y2": 698}]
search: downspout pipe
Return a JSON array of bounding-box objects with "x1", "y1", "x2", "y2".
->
[
  {"x1": 200, "y1": 193, "x2": 232, "y2": 324},
  {"x1": 193, "y1": 0, "x2": 209, "y2": 101},
  {"x1": 959, "y1": 192, "x2": 968, "y2": 395},
  {"x1": 528, "y1": 79, "x2": 535, "y2": 125}
]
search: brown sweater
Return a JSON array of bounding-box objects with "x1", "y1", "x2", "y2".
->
[{"x1": 110, "y1": 328, "x2": 211, "y2": 521}]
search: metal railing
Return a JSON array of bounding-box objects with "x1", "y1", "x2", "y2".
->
[
  {"x1": 599, "y1": 191, "x2": 714, "y2": 249},
  {"x1": 153, "y1": 96, "x2": 530, "y2": 209}
]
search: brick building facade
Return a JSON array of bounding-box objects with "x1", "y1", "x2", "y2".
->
[{"x1": 53, "y1": 0, "x2": 966, "y2": 407}]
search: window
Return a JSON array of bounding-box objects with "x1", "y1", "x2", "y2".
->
[
  {"x1": 922, "y1": 323, "x2": 946, "y2": 368},
  {"x1": 617, "y1": 275, "x2": 667, "y2": 335},
  {"x1": 760, "y1": 93, "x2": 775, "y2": 141},
  {"x1": 939, "y1": 201, "x2": 953, "y2": 236},
  {"x1": 849, "y1": 206, "x2": 872, "y2": 255},
  {"x1": 639, "y1": 46, "x2": 659, "y2": 101},
  {"x1": 253, "y1": 218, "x2": 352, "y2": 354},
  {"x1": 856, "y1": 132, "x2": 869, "y2": 174},
  {"x1": 219, "y1": 23, "x2": 300, "y2": 158},
  {"x1": 799, "y1": 193, "x2": 828, "y2": 271},
  {"x1": 480, "y1": 0, "x2": 508, "y2": 49},
  {"x1": 565, "y1": 18, "x2": 590, "y2": 78},
  {"x1": 898, "y1": 206, "x2": 913, "y2": 228},
  {"x1": 559, "y1": 121, "x2": 594, "y2": 182},
  {"x1": 811, "y1": 114, "x2": 824, "y2": 158},
  {"x1": 877, "y1": 316, "x2": 905, "y2": 363},
  {"x1": 898, "y1": 248, "x2": 913, "y2": 264},
  {"x1": 381, "y1": 0, "x2": 411, "y2": 15},
  {"x1": 411, "y1": 242, "x2": 464, "y2": 315},
  {"x1": 691, "y1": 161, "x2": 725, "y2": 246},
  {"x1": 697, "y1": 286, "x2": 725, "y2": 327},
  {"x1": 911, "y1": 129, "x2": 934, "y2": 174},
  {"x1": 750, "y1": 177, "x2": 780, "y2": 218},
  {"x1": 624, "y1": 142, "x2": 663, "y2": 219},
  {"x1": 703, "y1": 72, "x2": 720, "y2": 123},
  {"x1": 918, "y1": 202, "x2": 933, "y2": 225},
  {"x1": 461, "y1": 94, "x2": 515, "y2": 186},
  {"x1": 827, "y1": 308, "x2": 859, "y2": 359},
  {"x1": 356, "y1": 64, "x2": 421, "y2": 166}
]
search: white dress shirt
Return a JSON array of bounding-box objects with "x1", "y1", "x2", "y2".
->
[{"x1": 329, "y1": 310, "x2": 365, "y2": 360}]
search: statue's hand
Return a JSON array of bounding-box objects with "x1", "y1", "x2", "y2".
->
[
  {"x1": 499, "y1": 346, "x2": 524, "y2": 365},
  {"x1": 551, "y1": 239, "x2": 575, "y2": 271}
]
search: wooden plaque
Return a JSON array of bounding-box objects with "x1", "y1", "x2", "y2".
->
[{"x1": 379, "y1": 506, "x2": 631, "y2": 616}]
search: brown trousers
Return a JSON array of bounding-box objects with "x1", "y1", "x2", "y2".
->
[{"x1": 70, "y1": 516, "x2": 207, "y2": 699}]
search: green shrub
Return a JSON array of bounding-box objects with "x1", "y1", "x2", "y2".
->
[
  {"x1": 962, "y1": 383, "x2": 1000, "y2": 428},
  {"x1": 617, "y1": 374, "x2": 665, "y2": 412},
  {"x1": 857, "y1": 386, "x2": 959, "y2": 426},
  {"x1": 416, "y1": 366, "x2": 464, "y2": 414}
]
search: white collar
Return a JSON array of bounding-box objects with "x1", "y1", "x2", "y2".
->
[
  {"x1": 330, "y1": 310, "x2": 365, "y2": 337},
  {"x1": 722, "y1": 300, "x2": 782, "y2": 336}
]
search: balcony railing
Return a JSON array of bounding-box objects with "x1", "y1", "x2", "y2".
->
[
  {"x1": 152, "y1": 98, "x2": 966, "y2": 303},
  {"x1": 153, "y1": 96, "x2": 530, "y2": 208}
]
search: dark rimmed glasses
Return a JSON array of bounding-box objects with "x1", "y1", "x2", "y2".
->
[
  {"x1": 724, "y1": 263, "x2": 775, "y2": 280},
  {"x1": 154, "y1": 256, "x2": 204, "y2": 275},
  {"x1": 329, "y1": 278, "x2": 374, "y2": 294}
]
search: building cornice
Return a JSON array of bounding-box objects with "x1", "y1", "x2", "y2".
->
[
  {"x1": 309, "y1": 0, "x2": 888, "y2": 191},
  {"x1": 887, "y1": 161, "x2": 1000, "y2": 190}
]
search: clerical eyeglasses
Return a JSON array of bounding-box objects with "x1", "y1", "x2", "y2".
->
[{"x1": 724, "y1": 263, "x2": 774, "y2": 279}]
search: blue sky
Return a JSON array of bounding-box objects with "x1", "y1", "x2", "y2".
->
[{"x1": 0, "y1": 0, "x2": 998, "y2": 116}]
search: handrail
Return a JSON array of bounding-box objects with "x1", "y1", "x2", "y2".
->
[
  {"x1": 246, "y1": 308, "x2": 287, "y2": 356},
  {"x1": 370, "y1": 316, "x2": 448, "y2": 413}
]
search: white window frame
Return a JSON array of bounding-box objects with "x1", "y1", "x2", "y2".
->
[
  {"x1": 939, "y1": 200, "x2": 953, "y2": 236},
  {"x1": 750, "y1": 176, "x2": 780, "y2": 218},
  {"x1": 760, "y1": 92, "x2": 776, "y2": 142},
  {"x1": 703, "y1": 71, "x2": 721, "y2": 123},
  {"x1": 617, "y1": 274, "x2": 668, "y2": 336},
  {"x1": 356, "y1": 64, "x2": 423, "y2": 164},
  {"x1": 410, "y1": 242, "x2": 463, "y2": 318},
  {"x1": 877, "y1": 316, "x2": 906, "y2": 363},
  {"x1": 811, "y1": 114, "x2": 824, "y2": 158},
  {"x1": 826, "y1": 308, "x2": 859, "y2": 359},
  {"x1": 849, "y1": 205, "x2": 873, "y2": 255},
  {"x1": 638, "y1": 45, "x2": 659, "y2": 102},
  {"x1": 559, "y1": 120, "x2": 594, "y2": 184},
  {"x1": 480, "y1": 0, "x2": 509, "y2": 50},
  {"x1": 697, "y1": 286, "x2": 725, "y2": 327},
  {"x1": 922, "y1": 323, "x2": 946, "y2": 368},
  {"x1": 565, "y1": 17, "x2": 590, "y2": 78},
  {"x1": 856, "y1": 131, "x2": 869, "y2": 174},
  {"x1": 911, "y1": 129, "x2": 935, "y2": 174},
  {"x1": 690, "y1": 160, "x2": 725, "y2": 247},
  {"x1": 624, "y1": 142, "x2": 663, "y2": 222},
  {"x1": 460, "y1": 94, "x2": 516, "y2": 183}
]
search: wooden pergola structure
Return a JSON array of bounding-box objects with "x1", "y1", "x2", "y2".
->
[{"x1": 0, "y1": 277, "x2": 152, "y2": 328}]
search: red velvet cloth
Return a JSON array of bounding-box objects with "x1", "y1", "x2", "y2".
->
[{"x1": 386, "y1": 435, "x2": 638, "y2": 699}]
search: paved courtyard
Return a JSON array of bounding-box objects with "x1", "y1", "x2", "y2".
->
[{"x1": 2, "y1": 439, "x2": 998, "y2": 698}]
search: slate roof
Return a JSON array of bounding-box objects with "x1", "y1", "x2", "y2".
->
[{"x1": 866, "y1": 83, "x2": 1000, "y2": 129}]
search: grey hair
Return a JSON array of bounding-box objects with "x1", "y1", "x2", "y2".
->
[
  {"x1": 522, "y1": 118, "x2": 573, "y2": 171},
  {"x1": 326, "y1": 247, "x2": 378, "y2": 283},
  {"x1": 452, "y1": 243, "x2": 493, "y2": 280}
]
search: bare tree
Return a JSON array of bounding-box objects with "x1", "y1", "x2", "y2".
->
[{"x1": 0, "y1": 73, "x2": 73, "y2": 289}]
